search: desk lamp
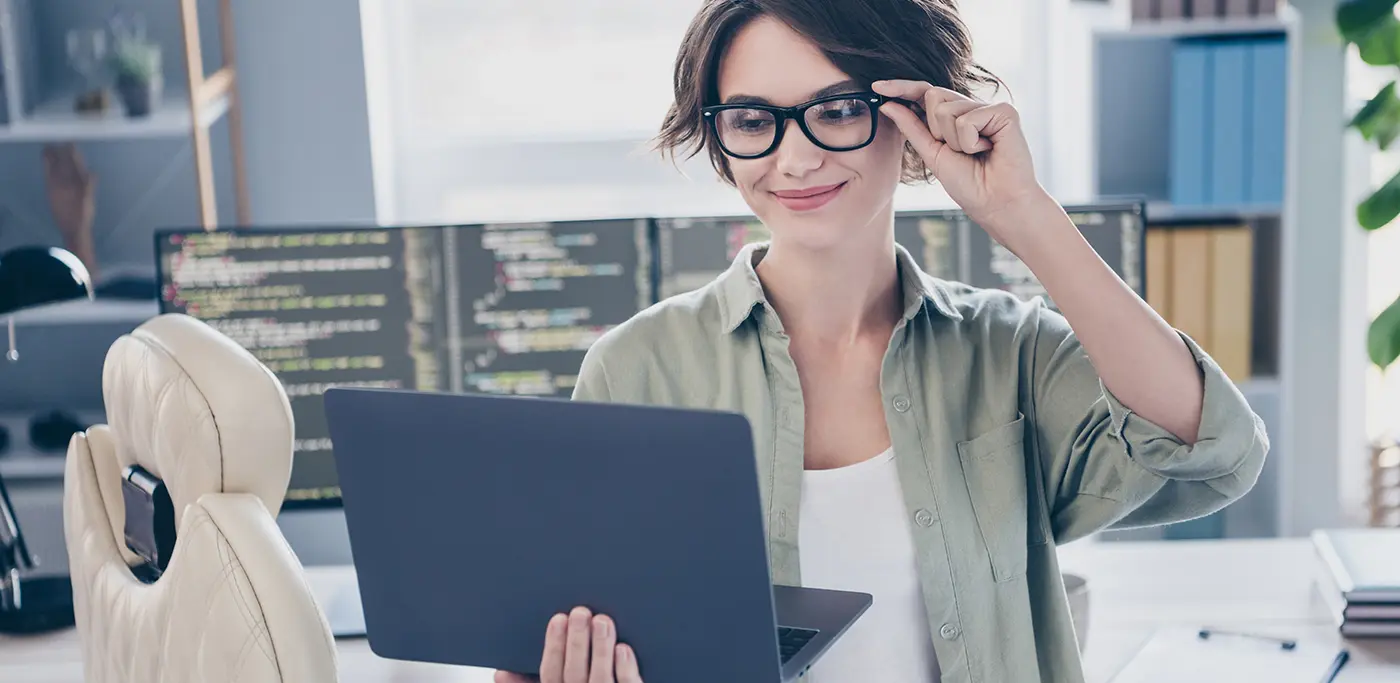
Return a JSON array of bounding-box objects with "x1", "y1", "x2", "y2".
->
[{"x1": 0, "y1": 245, "x2": 92, "y2": 634}]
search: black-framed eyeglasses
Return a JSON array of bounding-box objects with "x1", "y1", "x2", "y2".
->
[{"x1": 701, "y1": 91, "x2": 891, "y2": 160}]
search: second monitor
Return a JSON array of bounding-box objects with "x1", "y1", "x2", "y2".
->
[{"x1": 655, "y1": 201, "x2": 1146, "y2": 306}]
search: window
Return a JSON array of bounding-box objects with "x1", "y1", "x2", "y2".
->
[{"x1": 364, "y1": 0, "x2": 1041, "y2": 224}]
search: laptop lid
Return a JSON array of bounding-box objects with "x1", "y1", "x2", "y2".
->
[{"x1": 323, "y1": 387, "x2": 787, "y2": 683}]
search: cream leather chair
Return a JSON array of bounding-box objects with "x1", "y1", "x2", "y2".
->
[{"x1": 62, "y1": 313, "x2": 338, "y2": 683}]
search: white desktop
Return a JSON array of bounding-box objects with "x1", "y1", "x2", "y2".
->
[{"x1": 4, "y1": 536, "x2": 1400, "y2": 682}]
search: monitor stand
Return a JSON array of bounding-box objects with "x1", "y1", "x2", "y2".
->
[
  {"x1": 277, "y1": 508, "x2": 365, "y2": 638},
  {"x1": 276, "y1": 507, "x2": 353, "y2": 566}
]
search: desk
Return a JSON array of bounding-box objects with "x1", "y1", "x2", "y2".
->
[{"x1": 3, "y1": 538, "x2": 1398, "y2": 682}]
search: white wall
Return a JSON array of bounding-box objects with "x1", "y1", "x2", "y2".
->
[
  {"x1": 366, "y1": 0, "x2": 1050, "y2": 224},
  {"x1": 232, "y1": 0, "x2": 377, "y2": 225}
]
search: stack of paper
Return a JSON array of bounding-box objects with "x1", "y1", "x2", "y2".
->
[{"x1": 1312, "y1": 528, "x2": 1400, "y2": 637}]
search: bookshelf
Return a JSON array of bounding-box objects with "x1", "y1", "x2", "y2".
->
[
  {"x1": 0, "y1": 0, "x2": 247, "y2": 229},
  {"x1": 1094, "y1": 0, "x2": 1373, "y2": 540},
  {"x1": 1092, "y1": 12, "x2": 1299, "y2": 539}
]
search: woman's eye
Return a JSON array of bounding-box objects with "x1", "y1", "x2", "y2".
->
[
  {"x1": 727, "y1": 114, "x2": 774, "y2": 134},
  {"x1": 815, "y1": 101, "x2": 867, "y2": 123}
]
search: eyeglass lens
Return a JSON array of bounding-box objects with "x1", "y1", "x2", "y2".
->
[{"x1": 713, "y1": 97, "x2": 876, "y2": 157}]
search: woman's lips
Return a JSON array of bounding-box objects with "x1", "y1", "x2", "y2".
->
[{"x1": 771, "y1": 182, "x2": 846, "y2": 211}]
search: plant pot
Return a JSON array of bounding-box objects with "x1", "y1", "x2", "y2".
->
[{"x1": 116, "y1": 73, "x2": 161, "y2": 118}]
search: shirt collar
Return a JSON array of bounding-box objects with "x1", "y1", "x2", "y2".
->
[{"x1": 715, "y1": 241, "x2": 964, "y2": 334}]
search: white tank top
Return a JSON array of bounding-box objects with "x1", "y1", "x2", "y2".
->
[{"x1": 798, "y1": 448, "x2": 941, "y2": 682}]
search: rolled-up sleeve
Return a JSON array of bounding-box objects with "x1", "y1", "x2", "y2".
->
[{"x1": 1028, "y1": 305, "x2": 1269, "y2": 544}]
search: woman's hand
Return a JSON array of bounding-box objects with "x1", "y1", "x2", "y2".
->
[
  {"x1": 495, "y1": 607, "x2": 644, "y2": 683},
  {"x1": 872, "y1": 80, "x2": 1047, "y2": 244}
]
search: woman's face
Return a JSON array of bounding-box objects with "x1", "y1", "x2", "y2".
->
[{"x1": 715, "y1": 16, "x2": 907, "y2": 252}]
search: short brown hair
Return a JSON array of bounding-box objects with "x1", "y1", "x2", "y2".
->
[{"x1": 656, "y1": 0, "x2": 1003, "y2": 185}]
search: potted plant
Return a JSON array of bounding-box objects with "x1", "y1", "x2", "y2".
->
[
  {"x1": 1340, "y1": 0, "x2": 1400, "y2": 526},
  {"x1": 108, "y1": 36, "x2": 161, "y2": 118}
]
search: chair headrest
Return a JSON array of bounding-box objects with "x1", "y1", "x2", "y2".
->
[{"x1": 101, "y1": 313, "x2": 293, "y2": 528}]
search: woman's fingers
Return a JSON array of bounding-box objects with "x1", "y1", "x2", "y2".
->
[
  {"x1": 871, "y1": 78, "x2": 941, "y2": 103},
  {"x1": 931, "y1": 99, "x2": 983, "y2": 153},
  {"x1": 879, "y1": 100, "x2": 943, "y2": 165},
  {"x1": 615, "y1": 644, "x2": 644, "y2": 683},
  {"x1": 589, "y1": 615, "x2": 617, "y2": 683},
  {"x1": 873, "y1": 80, "x2": 992, "y2": 155},
  {"x1": 563, "y1": 607, "x2": 594, "y2": 683},
  {"x1": 957, "y1": 102, "x2": 1020, "y2": 148},
  {"x1": 539, "y1": 612, "x2": 569, "y2": 683},
  {"x1": 537, "y1": 608, "x2": 639, "y2": 683}
]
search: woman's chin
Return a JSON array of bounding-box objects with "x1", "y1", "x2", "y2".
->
[{"x1": 762, "y1": 219, "x2": 862, "y2": 252}]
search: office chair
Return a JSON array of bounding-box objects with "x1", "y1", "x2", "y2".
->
[{"x1": 62, "y1": 313, "x2": 338, "y2": 682}]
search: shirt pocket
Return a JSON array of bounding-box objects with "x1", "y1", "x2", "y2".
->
[{"x1": 957, "y1": 414, "x2": 1029, "y2": 583}]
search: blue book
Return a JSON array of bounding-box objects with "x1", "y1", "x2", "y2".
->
[
  {"x1": 1249, "y1": 37, "x2": 1287, "y2": 205},
  {"x1": 1170, "y1": 40, "x2": 1212, "y2": 206},
  {"x1": 1208, "y1": 39, "x2": 1250, "y2": 205}
]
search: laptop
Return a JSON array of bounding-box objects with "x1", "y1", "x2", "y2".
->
[{"x1": 322, "y1": 387, "x2": 871, "y2": 682}]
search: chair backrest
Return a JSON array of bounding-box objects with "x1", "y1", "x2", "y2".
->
[{"x1": 63, "y1": 313, "x2": 337, "y2": 682}]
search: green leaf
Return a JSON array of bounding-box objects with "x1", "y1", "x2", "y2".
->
[
  {"x1": 1357, "y1": 16, "x2": 1400, "y2": 65},
  {"x1": 1358, "y1": 168, "x2": 1400, "y2": 229},
  {"x1": 1370, "y1": 295, "x2": 1400, "y2": 368},
  {"x1": 1339, "y1": 0, "x2": 1400, "y2": 43},
  {"x1": 1351, "y1": 82, "x2": 1400, "y2": 148}
]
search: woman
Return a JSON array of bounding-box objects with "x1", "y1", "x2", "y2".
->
[{"x1": 499, "y1": 0, "x2": 1267, "y2": 681}]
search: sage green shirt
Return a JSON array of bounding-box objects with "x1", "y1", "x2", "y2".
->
[{"x1": 572, "y1": 242, "x2": 1268, "y2": 683}]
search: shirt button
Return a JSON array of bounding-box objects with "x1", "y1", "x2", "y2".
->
[
  {"x1": 914, "y1": 508, "x2": 935, "y2": 527},
  {"x1": 892, "y1": 396, "x2": 911, "y2": 413},
  {"x1": 940, "y1": 623, "x2": 961, "y2": 640}
]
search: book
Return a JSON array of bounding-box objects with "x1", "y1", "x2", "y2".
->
[
  {"x1": 1312, "y1": 528, "x2": 1400, "y2": 603},
  {"x1": 1248, "y1": 37, "x2": 1287, "y2": 205},
  {"x1": 1315, "y1": 558, "x2": 1400, "y2": 629},
  {"x1": 1145, "y1": 224, "x2": 1255, "y2": 382},
  {"x1": 1208, "y1": 39, "x2": 1250, "y2": 205},
  {"x1": 1206, "y1": 226, "x2": 1253, "y2": 381},
  {"x1": 1170, "y1": 40, "x2": 1212, "y2": 206}
]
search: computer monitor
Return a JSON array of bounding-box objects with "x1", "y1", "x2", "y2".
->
[
  {"x1": 154, "y1": 220, "x2": 651, "y2": 507},
  {"x1": 911, "y1": 200, "x2": 1147, "y2": 307},
  {"x1": 655, "y1": 201, "x2": 1147, "y2": 306}
]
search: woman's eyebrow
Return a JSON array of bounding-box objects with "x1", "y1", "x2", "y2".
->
[{"x1": 721, "y1": 79, "x2": 864, "y2": 106}]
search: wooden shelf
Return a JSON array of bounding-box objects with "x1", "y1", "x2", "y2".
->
[
  {"x1": 8, "y1": 298, "x2": 157, "y2": 326},
  {"x1": 0, "y1": 88, "x2": 229, "y2": 144},
  {"x1": 0, "y1": 0, "x2": 247, "y2": 227},
  {"x1": 1098, "y1": 16, "x2": 1289, "y2": 40},
  {"x1": 0, "y1": 454, "x2": 67, "y2": 480}
]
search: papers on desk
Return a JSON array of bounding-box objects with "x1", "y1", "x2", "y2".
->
[{"x1": 1110, "y1": 626, "x2": 1344, "y2": 683}]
